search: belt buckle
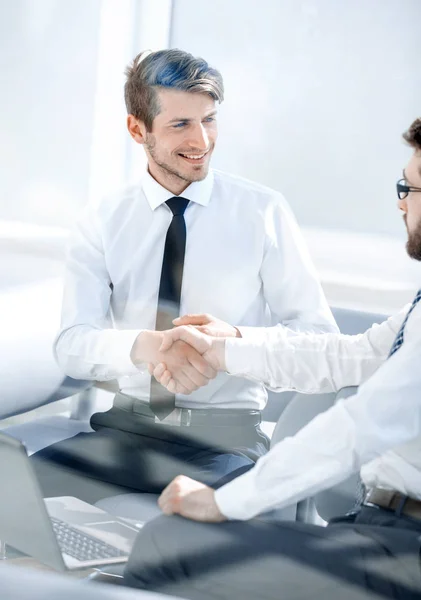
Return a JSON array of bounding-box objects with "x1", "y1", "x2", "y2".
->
[
  {"x1": 154, "y1": 408, "x2": 191, "y2": 426},
  {"x1": 181, "y1": 409, "x2": 192, "y2": 427}
]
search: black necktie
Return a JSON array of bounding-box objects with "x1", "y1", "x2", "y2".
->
[{"x1": 150, "y1": 197, "x2": 189, "y2": 420}]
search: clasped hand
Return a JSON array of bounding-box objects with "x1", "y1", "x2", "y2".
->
[{"x1": 134, "y1": 314, "x2": 237, "y2": 395}]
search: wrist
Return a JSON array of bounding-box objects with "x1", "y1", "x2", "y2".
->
[
  {"x1": 130, "y1": 330, "x2": 163, "y2": 366},
  {"x1": 210, "y1": 489, "x2": 227, "y2": 522},
  {"x1": 210, "y1": 338, "x2": 227, "y2": 371}
]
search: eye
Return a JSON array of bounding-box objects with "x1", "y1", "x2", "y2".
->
[
  {"x1": 172, "y1": 122, "x2": 187, "y2": 129},
  {"x1": 203, "y1": 117, "x2": 215, "y2": 123}
]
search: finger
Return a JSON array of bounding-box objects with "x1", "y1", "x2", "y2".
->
[
  {"x1": 159, "y1": 376, "x2": 190, "y2": 396},
  {"x1": 158, "y1": 489, "x2": 175, "y2": 514},
  {"x1": 187, "y1": 352, "x2": 217, "y2": 379},
  {"x1": 158, "y1": 493, "x2": 172, "y2": 514},
  {"x1": 147, "y1": 363, "x2": 154, "y2": 375},
  {"x1": 169, "y1": 371, "x2": 199, "y2": 394},
  {"x1": 158, "y1": 476, "x2": 189, "y2": 512},
  {"x1": 194, "y1": 325, "x2": 212, "y2": 335},
  {"x1": 152, "y1": 363, "x2": 166, "y2": 381},
  {"x1": 160, "y1": 500, "x2": 175, "y2": 515},
  {"x1": 173, "y1": 314, "x2": 211, "y2": 326},
  {"x1": 166, "y1": 379, "x2": 178, "y2": 394},
  {"x1": 181, "y1": 364, "x2": 211, "y2": 388},
  {"x1": 163, "y1": 377, "x2": 185, "y2": 395},
  {"x1": 159, "y1": 479, "x2": 178, "y2": 504},
  {"x1": 158, "y1": 369, "x2": 173, "y2": 388},
  {"x1": 160, "y1": 329, "x2": 182, "y2": 352},
  {"x1": 162, "y1": 326, "x2": 210, "y2": 354}
]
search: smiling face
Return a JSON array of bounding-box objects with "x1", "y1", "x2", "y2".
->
[
  {"x1": 399, "y1": 151, "x2": 421, "y2": 260},
  {"x1": 128, "y1": 89, "x2": 218, "y2": 195}
]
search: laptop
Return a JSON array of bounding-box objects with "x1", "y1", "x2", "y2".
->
[{"x1": 0, "y1": 431, "x2": 141, "y2": 571}]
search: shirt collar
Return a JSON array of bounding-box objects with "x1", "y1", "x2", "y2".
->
[{"x1": 141, "y1": 167, "x2": 214, "y2": 211}]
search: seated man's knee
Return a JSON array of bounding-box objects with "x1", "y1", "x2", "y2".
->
[
  {"x1": 124, "y1": 514, "x2": 264, "y2": 591},
  {"x1": 124, "y1": 514, "x2": 191, "y2": 589}
]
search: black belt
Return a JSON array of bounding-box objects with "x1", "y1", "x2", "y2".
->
[
  {"x1": 364, "y1": 488, "x2": 421, "y2": 521},
  {"x1": 114, "y1": 392, "x2": 261, "y2": 428}
]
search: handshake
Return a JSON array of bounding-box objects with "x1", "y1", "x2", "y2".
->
[{"x1": 130, "y1": 314, "x2": 241, "y2": 395}]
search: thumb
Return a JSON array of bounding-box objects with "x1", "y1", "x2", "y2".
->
[
  {"x1": 173, "y1": 314, "x2": 210, "y2": 326},
  {"x1": 162, "y1": 326, "x2": 211, "y2": 354},
  {"x1": 159, "y1": 329, "x2": 182, "y2": 352}
]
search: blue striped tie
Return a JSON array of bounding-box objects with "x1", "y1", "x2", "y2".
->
[{"x1": 388, "y1": 288, "x2": 421, "y2": 357}]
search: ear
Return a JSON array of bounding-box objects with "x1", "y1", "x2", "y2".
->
[{"x1": 127, "y1": 115, "x2": 147, "y2": 145}]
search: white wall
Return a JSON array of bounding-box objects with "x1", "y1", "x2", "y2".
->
[
  {"x1": 1, "y1": 0, "x2": 420, "y2": 311},
  {"x1": 170, "y1": 0, "x2": 421, "y2": 239},
  {"x1": 0, "y1": 0, "x2": 102, "y2": 227}
]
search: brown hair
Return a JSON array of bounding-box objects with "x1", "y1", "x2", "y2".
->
[
  {"x1": 403, "y1": 118, "x2": 421, "y2": 151},
  {"x1": 124, "y1": 49, "x2": 224, "y2": 131}
]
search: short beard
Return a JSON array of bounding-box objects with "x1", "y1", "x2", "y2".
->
[
  {"x1": 145, "y1": 134, "x2": 208, "y2": 185},
  {"x1": 405, "y1": 217, "x2": 421, "y2": 261}
]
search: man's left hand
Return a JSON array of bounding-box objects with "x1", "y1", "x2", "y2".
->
[{"x1": 158, "y1": 475, "x2": 227, "y2": 523}]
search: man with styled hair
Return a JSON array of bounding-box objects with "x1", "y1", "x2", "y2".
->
[
  {"x1": 124, "y1": 118, "x2": 421, "y2": 599},
  {"x1": 30, "y1": 49, "x2": 336, "y2": 502}
]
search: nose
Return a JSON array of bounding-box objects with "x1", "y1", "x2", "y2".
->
[
  {"x1": 398, "y1": 197, "x2": 408, "y2": 213},
  {"x1": 188, "y1": 123, "x2": 209, "y2": 151}
]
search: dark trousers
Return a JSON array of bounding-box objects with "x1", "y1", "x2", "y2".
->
[
  {"x1": 123, "y1": 506, "x2": 421, "y2": 600},
  {"x1": 30, "y1": 407, "x2": 269, "y2": 503}
]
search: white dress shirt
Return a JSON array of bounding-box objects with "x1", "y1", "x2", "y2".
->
[
  {"x1": 215, "y1": 301, "x2": 421, "y2": 519},
  {"x1": 55, "y1": 169, "x2": 337, "y2": 410}
]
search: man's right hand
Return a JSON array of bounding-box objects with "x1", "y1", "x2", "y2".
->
[
  {"x1": 130, "y1": 330, "x2": 217, "y2": 395},
  {"x1": 148, "y1": 326, "x2": 227, "y2": 394}
]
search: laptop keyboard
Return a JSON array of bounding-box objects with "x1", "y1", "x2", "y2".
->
[{"x1": 51, "y1": 517, "x2": 127, "y2": 562}]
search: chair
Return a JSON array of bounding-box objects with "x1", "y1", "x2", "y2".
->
[{"x1": 268, "y1": 307, "x2": 388, "y2": 524}]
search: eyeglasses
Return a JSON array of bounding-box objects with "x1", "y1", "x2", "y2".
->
[{"x1": 396, "y1": 178, "x2": 421, "y2": 200}]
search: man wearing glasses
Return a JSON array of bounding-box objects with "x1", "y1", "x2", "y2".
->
[{"x1": 124, "y1": 118, "x2": 421, "y2": 599}]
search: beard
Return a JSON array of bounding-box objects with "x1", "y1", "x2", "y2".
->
[
  {"x1": 404, "y1": 215, "x2": 421, "y2": 260},
  {"x1": 144, "y1": 134, "x2": 210, "y2": 185}
]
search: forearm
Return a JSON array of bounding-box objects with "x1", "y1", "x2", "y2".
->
[
  {"x1": 225, "y1": 313, "x2": 403, "y2": 393},
  {"x1": 54, "y1": 325, "x2": 142, "y2": 380},
  {"x1": 215, "y1": 400, "x2": 358, "y2": 519},
  {"x1": 216, "y1": 337, "x2": 421, "y2": 520}
]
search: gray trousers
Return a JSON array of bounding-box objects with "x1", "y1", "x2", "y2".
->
[
  {"x1": 30, "y1": 407, "x2": 269, "y2": 503},
  {"x1": 123, "y1": 506, "x2": 421, "y2": 600}
]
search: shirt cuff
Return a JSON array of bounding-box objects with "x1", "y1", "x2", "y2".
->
[
  {"x1": 224, "y1": 337, "x2": 267, "y2": 380},
  {"x1": 103, "y1": 329, "x2": 145, "y2": 376},
  {"x1": 214, "y1": 469, "x2": 261, "y2": 520},
  {"x1": 236, "y1": 325, "x2": 272, "y2": 343}
]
